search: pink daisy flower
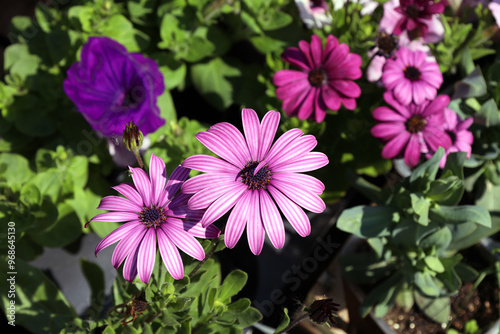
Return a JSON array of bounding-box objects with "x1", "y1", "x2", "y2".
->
[
  {"x1": 382, "y1": 47, "x2": 443, "y2": 106},
  {"x1": 371, "y1": 92, "x2": 452, "y2": 167},
  {"x1": 181, "y1": 109, "x2": 328, "y2": 255},
  {"x1": 88, "y1": 154, "x2": 220, "y2": 283},
  {"x1": 426, "y1": 108, "x2": 474, "y2": 167},
  {"x1": 380, "y1": 0, "x2": 446, "y2": 42},
  {"x1": 273, "y1": 34, "x2": 362, "y2": 123}
]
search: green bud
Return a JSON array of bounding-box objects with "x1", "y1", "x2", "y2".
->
[{"x1": 123, "y1": 121, "x2": 144, "y2": 153}]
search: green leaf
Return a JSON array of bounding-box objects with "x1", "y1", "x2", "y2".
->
[
  {"x1": 218, "y1": 270, "x2": 247, "y2": 302},
  {"x1": 190, "y1": 57, "x2": 241, "y2": 111},
  {"x1": 475, "y1": 180, "x2": 500, "y2": 211},
  {"x1": 360, "y1": 272, "x2": 404, "y2": 318},
  {"x1": 68, "y1": 6, "x2": 95, "y2": 32},
  {"x1": 341, "y1": 252, "x2": 397, "y2": 283},
  {"x1": 0, "y1": 258, "x2": 76, "y2": 334},
  {"x1": 0, "y1": 153, "x2": 34, "y2": 191},
  {"x1": 452, "y1": 67, "x2": 487, "y2": 99},
  {"x1": 414, "y1": 291, "x2": 450, "y2": 324},
  {"x1": 100, "y1": 15, "x2": 150, "y2": 52},
  {"x1": 429, "y1": 205, "x2": 491, "y2": 228},
  {"x1": 447, "y1": 214, "x2": 500, "y2": 251},
  {"x1": 410, "y1": 147, "x2": 445, "y2": 192},
  {"x1": 419, "y1": 226, "x2": 452, "y2": 251},
  {"x1": 80, "y1": 259, "x2": 105, "y2": 319},
  {"x1": 153, "y1": 52, "x2": 187, "y2": 90},
  {"x1": 410, "y1": 193, "x2": 430, "y2": 226},
  {"x1": 414, "y1": 271, "x2": 445, "y2": 297},
  {"x1": 424, "y1": 256, "x2": 445, "y2": 273},
  {"x1": 258, "y1": 11, "x2": 293, "y2": 31},
  {"x1": 337, "y1": 205, "x2": 395, "y2": 238},
  {"x1": 395, "y1": 288, "x2": 414, "y2": 312},
  {"x1": 235, "y1": 306, "x2": 262, "y2": 328},
  {"x1": 20, "y1": 183, "x2": 42, "y2": 207},
  {"x1": 274, "y1": 307, "x2": 290, "y2": 333},
  {"x1": 4, "y1": 44, "x2": 41, "y2": 80},
  {"x1": 226, "y1": 298, "x2": 251, "y2": 314},
  {"x1": 476, "y1": 99, "x2": 500, "y2": 127}
]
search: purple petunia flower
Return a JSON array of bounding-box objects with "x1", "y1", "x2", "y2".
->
[
  {"x1": 426, "y1": 108, "x2": 474, "y2": 167},
  {"x1": 273, "y1": 35, "x2": 362, "y2": 123},
  {"x1": 371, "y1": 92, "x2": 452, "y2": 167},
  {"x1": 382, "y1": 47, "x2": 443, "y2": 106},
  {"x1": 181, "y1": 109, "x2": 328, "y2": 255},
  {"x1": 64, "y1": 37, "x2": 165, "y2": 137},
  {"x1": 88, "y1": 154, "x2": 220, "y2": 283}
]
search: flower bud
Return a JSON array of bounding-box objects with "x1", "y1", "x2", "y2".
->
[{"x1": 123, "y1": 121, "x2": 144, "y2": 153}]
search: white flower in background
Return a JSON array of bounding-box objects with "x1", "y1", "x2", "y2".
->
[
  {"x1": 489, "y1": 0, "x2": 500, "y2": 28},
  {"x1": 295, "y1": 0, "x2": 333, "y2": 29},
  {"x1": 332, "y1": 0, "x2": 379, "y2": 16}
]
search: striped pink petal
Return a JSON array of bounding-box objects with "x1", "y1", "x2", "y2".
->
[
  {"x1": 157, "y1": 228, "x2": 184, "y2": 279},
  {"x1": 208, "y1": 122, "x2": 251, "y2": 162},
  {"x1": 112, "y1": 183, "x2": 143, "y2": 207},
  {"x1": 196, "y1": 131, "x2": 245, "y2": 168},
  {"x1": 258, "y1": 110, "x2": 280, "y2": 161},
  {"x1": 265, "y1": 128, "x2": 304, "y2": 163},
  {"x1": 112, "y1": 225, "x2": 146, "y2": 269},
  {"x1": 271, "y1": 173, "x2": 325, "y2": 194},
  {"x1": 272, "y1": 179, "x2": 326, "y2": 213},
  {"x1": 272, "y1": 152, "x2": 328, "y2": 173},
  {"x1": 225, "y1": 191, "x2": 252, "y2": 249},
  {"x1": 95, "y1": 221, "x2": 142, "y2": 256},
  {"x1": 247, "y1": 190, "x2": 265, "y2": 255},
  {"x1": 182, "y1": 155, "x2": 240, "y2": 173},
  {"x1": 182, "y1": 173, "x2": 236, "y2": 194},
  {"x1": 200, "y1": 185, "x2": 248, "y2": 227},
  {"x1": 122, "y1": 246, "x2": 139, "y2": 282},
  {"x1": 259, "y1": 189, "x2": 285, "y2": 249},
  {"x1": 90, "y1": 211, "x2": 139, "y2": 223},
  {"x1": 167, "y1": 218, "x2": 221, "y2": 239},
  {"x1": 188, "y1": 181, "x2": 244, "y2": 210},
  {"x1": 268, "y1": 185, "x2": 311, "y2": 237},
  {"x1": 97, "y1": 196, "x2": 142, "y2": 212},
  {"x1": 242, "y1": 108, "x2": 261, "y2": 161},
  {"x1": 162, "y1": 226, "x2": 205, "y2": 261},
  {"x1": 158, "y1": 165, "x2": 190, "y2": 207},
  {"x1": 149, "y1": 154, "x2": 167, "y2": 205},
  {"x1": 267, "y1": 134, "x2": 317, "y2": 168},
  {"x1": 137, "y1": 228, "x2": 157, "y2": 283},
  {"x1": 128, "y1": 167, "x2": 152, "y2": 206}
]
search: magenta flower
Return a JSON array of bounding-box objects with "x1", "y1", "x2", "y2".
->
[
  {"x1": 64, "y1": 37, "x2": 165, "y2": 137},
  {"x1": 273, "y1": 35, "x2": 362, "y2": 123},
  {"x1": 426, "y1": 108, "x2": 474, "y2": 167},
  {"x1": 382, "y1": 47, "x2": 443, "y2": 106},
  {"x1": 380, "y1": 0, "x2": 445, "y2": 43},
  {"x1": 88, "y1": 154, "x2": 220, "y2": 283},
  {"x1": 181, "y1": 109, "x2": 328, "y2": 255},
  {"x1": 371, "y1": 92, "x2": 452, "y2": 167}
]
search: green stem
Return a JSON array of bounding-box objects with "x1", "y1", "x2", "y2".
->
[
  {"x1": 275, "y1": 313, "x2": 310, "y2": 334},
  {"x1": 189, "y1": 238, "x2": 220, "y2": 279},
  {"x1": 134, "y1": 150, "x2": 144, "y2": 170}
]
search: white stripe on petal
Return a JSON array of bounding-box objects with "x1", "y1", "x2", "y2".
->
[
  {"x1": 258, "y1": 110, "x2": 280, "y2": 161},
  {"x1": 265, "y1": 128, "x2": 303, "y2": 163},
  {"x1": 259, "y1": 189, "x2": 285, "y2": 249},
  {"x1": 268, "y1": 185, "x2": 311, "y2": 237},
  {"x1": 97, "y1": 196, "x2": 142, "y2": 212},
  {"x1": 196, "y1": 131, "x2": 245, "y2": 168},
  {"x1": 90, "y1": 211, "x2": 139, "y2": 223},
  {"x1": 112, "y1": 183, "x2": 143, "y2": 207},
  {"x1": 167, "y1": 218, "x2": 221, "y2": 239},
  {"x1": 95, "y1": 221, "x2": 142, "y2": 256},
  {"x1": 157, "y1": 228, "x2": 184, "y2": 279},
  {"x1": 162, "y1": 226, "x2": 205, "y2": 261},
  {"x1": 271, "y1": 179, "x2": 326, "y2": 213},
  {"x1": 225, "y1": 191, "x2": 252, "y2": 249},
  {"x1": 200, "y1": 184, "x2": 247, "y2": 227},
  {"x1": 242, "y1": 108, "x2": 261, "y2": 161},
  {"x1": 128, "y1": 167, "x2": 152, "y2": 206},
  {"x1": 181, "y1": 173, "x2": 236, "y2": 194},
  {"x1": 208, "y1": 122, "x2": 251, "y2": 163},
  {"x1": 182, "y1": 155, "x2": 240, "y2": 173},
  {"x1": 111, "y1": 225, "x2": 146, "y2": 269},
  {"x1": 272, "y1": 152, "x2": 329, "y2": 173},
  {"x1": 247, "y1": 190, "x2": 265, "y2": 255},
  {"x1": 122, "y1": 246, "x2": 139, "y2": 282},
  {"x1": 272, "y1": 173, "x2": 325, "y2": 194},
  {"x1": 267, "y1": 135, "x2": 317, "y2": 168},
  {"x1": 188, "y1": 181, "x2": 243, "y2": 210},
  {"x1": 149, "y1": 154, "x2": 167, "y2": 206},
  {"x1": 137, "y1": 228, "x2": 157, "y2": 283}
]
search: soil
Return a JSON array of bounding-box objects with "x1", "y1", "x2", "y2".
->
[{"x1": 381, "y1": 276, "x2": 499, "y2": 333}]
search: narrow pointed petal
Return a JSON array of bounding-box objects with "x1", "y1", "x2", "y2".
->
[
  {"x1": 95, "y1": 221, "x2": 142, "y2": 256},
  {"x1": 404, "y1": 135, "x2": 422, "y2": 167},
  {"x1": 272, "y1": 179, "x2": 326, "y2": 213},
  {"x1": 381, "y1": 132, "x2": 411, "y2": 159},
  {"x1": 112, "y1": 225, "x2": 146, "y2": 268},
  {"x1": 247, "y1": 190, "x2": 265, "y2": 255},
  {"x1": 157, "y1": 228, "x2": 184, "y2": 279},
  {"x1": 196, "y1": 131, "x2": 245, "y2": 168},
  {"x1": 97, "y1": 196, "x2": 142, "y2": 212},
  {"x1": 259, "y1": 189, "x2": 285, "y2": 249},
  {"x1": 271, "y1": 173, "x2": 325, "y2": 194},
  {"x1": 268, "y1": 135, "x2": 317, "y2": 168},
  {"x1": 265, "y1": 128, "x2": 303, "y2": 163},
  {"x1": 258, "y1": 110, "x2": 280, "y2": 161},
  {"x1": 162, "y1": 226, "x2": 205, "y2": 261},
  {"x1": 158, "y1": 165, "x2": 190, "y2": 207},
  {"x1": 200, "y1": 185, "x2": 247, "y2": 227},
  {"x1": 122, "y1": 246, "x2": 139, "y2": 282},
  {"x1": 137, "y1": 228, "x2": 156, "y2": 283},
  {"x1": 90, "y1": 211, "x2": 139, "y2": 223},
  {"x1": 128, "y1": 167, "x2": 152, "y2": 206},
  {"x1": 272, "y1": 152, "x2": 329, "y2": 173},
  {"x1": 182, "y1": 173, "x2": 236, "y2": 194},
  {"x1": 149, "y1": 154, "x2": 167, "y2": 205},
  {"x1": 112, "y1": 183, "x2": 143, "y2": 207},
  {"x1": 168, "y1": 218, "x2": 221, "y2": 239},
  {"x1": 208, "y1": 122, "x2": 251, "y2": 162},
  {"x1": 188, "y1": 181, "x2": 244, "y2": 210},
  {"x1": 242, "y1": 108, "x2": 261, "y2": 161},
  {"x1": 225, "y1": 191, "x2": 252, "y2": 249},
  {"x1": 182, "y1": 155, "x2": 240, "y2": 173},
  {"x1": 268, "y1": 185, "x2": 311, "y2": 237}
]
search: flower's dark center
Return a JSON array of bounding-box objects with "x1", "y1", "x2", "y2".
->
[
  {"x1": 405, "y1": 4, "x2": 420, "y2": 18},
  {"x1": 377, "y1": 32, "x2": 398, "y2": 57},
  {"x1": 140, "y1": 205, "x2": 166, "y2": 228},
  {"x1": 404, "y1": 66, "x2": 421, "y2": 81},
  {"x1": 240, "y1": 161, "x2": 272, "y2": 190},
  {"x1": 308, "y1": 69, "x2": 327, "y2": 87},
  {"x1": 446, "y1": 130, "x2": 456, "y2": 144},
  {"x1": 310, "y1": 0, "x2": 323, "y2": 8},
  {"x1": 406, "y1": 115, "x2": 427, "y2": 133},
  {"x1": 121, "y1": 90, "x2": 139, "y2": 107}
]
